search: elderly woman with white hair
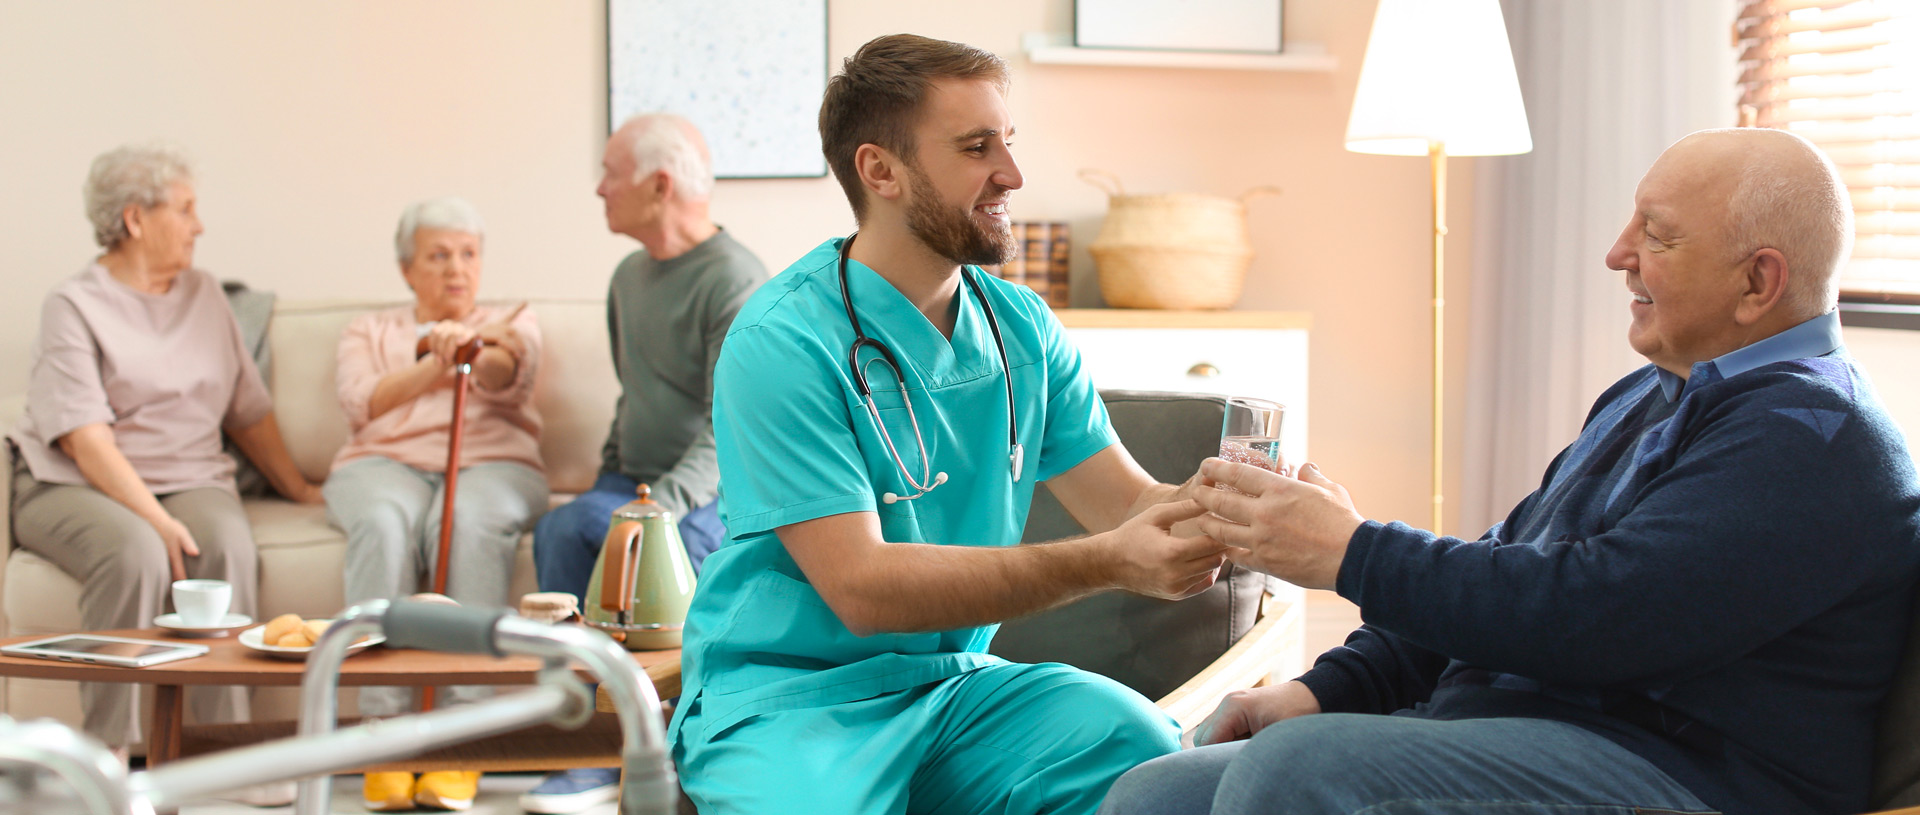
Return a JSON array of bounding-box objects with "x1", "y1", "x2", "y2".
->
[
  {"x1": 7, "y1": 145, "x2": 322, "y2": 762},
  {"x1": 323, "y1": 196, "x2": 546, "y2": 812}
]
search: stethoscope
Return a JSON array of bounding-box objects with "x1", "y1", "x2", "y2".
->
[{"x1": 838, "y1": 233, "x2": 1022, "y2": 504}]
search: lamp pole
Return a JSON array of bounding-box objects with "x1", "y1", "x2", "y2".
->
[{"x1": 1344, "y1": 0, "x2": 1529, "y2": 537}]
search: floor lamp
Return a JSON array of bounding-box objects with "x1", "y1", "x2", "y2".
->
[{"x1": 1344, "y1": 0, "x2": 1531, "y2": 535}]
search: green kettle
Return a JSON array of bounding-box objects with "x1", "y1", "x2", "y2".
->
[{"x1": 582, "y1": 484, "x2": 696, "y2": 650}]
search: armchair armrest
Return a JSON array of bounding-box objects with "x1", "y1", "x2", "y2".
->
[{"x1": 1154, "y1": 590, "x2": 1303, "y2": 732}]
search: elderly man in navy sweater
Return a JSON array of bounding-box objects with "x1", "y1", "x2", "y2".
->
[{"x1": 1103, "y1": 128, "x2": 1920, "y2": 815}]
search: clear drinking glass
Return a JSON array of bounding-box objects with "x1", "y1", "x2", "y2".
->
[{"x1": 1218, "y1": 396, "x2": 1285, "y2": 483}]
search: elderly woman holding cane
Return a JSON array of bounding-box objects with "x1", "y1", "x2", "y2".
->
[
  {"x1": 6, "y1": 145, "x2": 322, "y2": 790},
  {"x1": 323, "y1": 196, "x2": 547, "y2": 813}
]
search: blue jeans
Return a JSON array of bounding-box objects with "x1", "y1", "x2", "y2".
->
[
  {"x1": 532, "y1": 472, "x2": 726, "y2": 603},
  {"x1": 1099, "y1": 714, "x2": 1716, "y2": 815}
]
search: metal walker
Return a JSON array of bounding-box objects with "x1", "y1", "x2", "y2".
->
[{"x1": 0, "y1": 600, "x2": 677, "y2": 815}]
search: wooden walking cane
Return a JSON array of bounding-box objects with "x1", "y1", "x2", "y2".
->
[{"x1": 414, "y1": 303, "x2": 527, "y2": 711}]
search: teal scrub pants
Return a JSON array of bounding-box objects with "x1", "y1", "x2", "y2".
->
[{"x1": 678, "y1": 662, "x2": 1180, "y2": 815}]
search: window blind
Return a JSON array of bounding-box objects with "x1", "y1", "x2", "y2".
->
[{"x1": 1737, "y1": 0, "x2": 1920, "y2": 303}]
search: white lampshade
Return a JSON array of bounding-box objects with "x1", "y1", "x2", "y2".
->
[{"x1": 1345, "y1": 0, "x2": 1532, "y2": 157}]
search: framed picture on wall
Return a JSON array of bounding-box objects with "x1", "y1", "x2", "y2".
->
[
  {"x1": 608, "y1": 0, "x2": 828, "y2": 179},
  {"x1": 1074, "y1": 0, "x2": 1283, "y2": 54}
]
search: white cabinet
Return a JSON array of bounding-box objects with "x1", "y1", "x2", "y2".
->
[{"x1": 1058, "y1": 310, "x2": 1310, "y2": 464}]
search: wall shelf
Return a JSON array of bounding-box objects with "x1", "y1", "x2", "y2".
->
[{"x1": 1021, "y1": 33, "x2": 1336, "y2": 72}]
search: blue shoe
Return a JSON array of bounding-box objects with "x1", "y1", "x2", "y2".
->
[{"x1": 520, "y1": 768, "x2": 620, "y2": 814}]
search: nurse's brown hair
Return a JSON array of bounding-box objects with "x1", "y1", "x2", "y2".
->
[{"x1": 818, "y1": 34, "x2": 1009, "y2": 222}]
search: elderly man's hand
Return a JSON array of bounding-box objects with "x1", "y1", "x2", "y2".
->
[
  {"x1": 1191, "y1": 681, "x2": 1322, "y2": 747},
  {"x1": 1192, "y1": 459, "x2": 1363, "y2": 591}
]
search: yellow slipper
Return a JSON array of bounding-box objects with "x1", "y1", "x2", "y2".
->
[
  {"x1": 362, "y1": 772, "x2": 416, "y2": 812},
  {"x1": 414, "y1": 770, "x2": 481, "y2": 811}
]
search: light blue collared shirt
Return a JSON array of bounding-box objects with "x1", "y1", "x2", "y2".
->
[{"x1": 1656, "y1": 310, "x2": 1845, "y2": 402}]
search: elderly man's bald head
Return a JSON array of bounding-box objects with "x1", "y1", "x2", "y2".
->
[
  {"x1": 1608, "y1": 129, "x2": 1852, "y2": 376},
  {"x1": 611, "y1": 113, "x2": 715, "y2": 202},
  {"x1": 1660, "y1": 128, "x2": 1852, "y2": 317}
]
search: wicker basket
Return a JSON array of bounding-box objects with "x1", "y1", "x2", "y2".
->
[{"x1": 1082, "y1": 169, "x2": 1278, "y2": 309}]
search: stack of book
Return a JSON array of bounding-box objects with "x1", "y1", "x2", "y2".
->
[{"x1": 980, "y1": 221, "x2": 1071, "y2": 309}]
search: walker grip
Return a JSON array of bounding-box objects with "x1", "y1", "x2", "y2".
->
[{"x1": 381, "y1": 601, "x2": 511, "y2": 656}]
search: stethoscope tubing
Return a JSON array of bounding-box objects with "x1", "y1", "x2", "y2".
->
[{"x1": 838, "y1": 233, "x2": 1020, "y2": 502}]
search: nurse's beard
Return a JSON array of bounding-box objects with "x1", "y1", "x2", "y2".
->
[{"x1": 904, "y1": 166, "x2": 1016, "y2": 268}]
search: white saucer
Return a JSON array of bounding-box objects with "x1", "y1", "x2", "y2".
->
[{"x1": 154, "y1": 612, "x2": 253, "y2": 638}]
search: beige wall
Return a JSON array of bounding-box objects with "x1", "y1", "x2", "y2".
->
[
  {"x1": 0, "y1": 0, "x2": 1474, "y2": 532},
  {"x1": 1845, "y1": 328, "x2": 1920, "y2": 470}
]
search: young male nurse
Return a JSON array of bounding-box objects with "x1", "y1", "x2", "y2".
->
[{"x1": 668, "y1": 34, "x2": 1230, "y2": 814}]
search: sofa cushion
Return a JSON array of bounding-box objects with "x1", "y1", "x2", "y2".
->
[
  {"x1": 246, "y1": 499, "x2": 343, "y2": 549},
  {"x1": 990, "y1": 391, "x2": 1271, "y2": 700},
  {"x1": 2, "y1": 549, "x2": 77, "y2": 636}
]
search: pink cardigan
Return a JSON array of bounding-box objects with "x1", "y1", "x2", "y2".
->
[{"x1": 329, "y1": 304, "x2": 544, "y2": 474}]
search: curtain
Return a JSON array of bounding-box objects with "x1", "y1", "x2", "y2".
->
[{"x1": 1457, "y1": 0, "x2": 1738, "y2": 536}]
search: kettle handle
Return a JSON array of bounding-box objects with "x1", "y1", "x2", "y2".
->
[{"x1": 600, "y1": 520, "x2": 644, "y2": 613}]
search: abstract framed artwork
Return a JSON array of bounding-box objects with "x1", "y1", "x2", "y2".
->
[{"x1": 608, "y1": 0, "x2": 829, "y2": 179}]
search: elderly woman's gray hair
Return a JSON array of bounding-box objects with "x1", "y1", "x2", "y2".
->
[
  {"x1": 394, "y1": 196, "x2": 487, "y2": 265},
  {"x1": 84, "y1": 144, "x2": 193, "y2": 250},
  {"x1": 620, "y1": 113, "x2": 716, "y2": 201}
]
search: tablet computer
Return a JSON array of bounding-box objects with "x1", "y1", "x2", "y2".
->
[{"x1": 0, "y1": 634, "x2": 209, "y2": 668}]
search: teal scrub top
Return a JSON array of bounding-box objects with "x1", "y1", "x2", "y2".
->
[{"x1": 671, "y1": 238, "x2": 1117, "y2": 742}]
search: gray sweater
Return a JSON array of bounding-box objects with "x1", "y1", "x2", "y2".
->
[{"x1": 601, "y1": 229, "x2": 767, "y2": 516}]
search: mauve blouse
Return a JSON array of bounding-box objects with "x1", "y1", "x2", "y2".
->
[{"x1": 8, "y1": 264, "x2": 273, "y2": 495}]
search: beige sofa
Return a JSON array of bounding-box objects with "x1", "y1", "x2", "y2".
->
[{"x1": 0, "y1": 298, "x2": 619, "y2": 741}]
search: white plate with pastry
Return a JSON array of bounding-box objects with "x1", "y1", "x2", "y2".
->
[{"x1": 238, "y1": 615, "x2": 383, "y2": 661}]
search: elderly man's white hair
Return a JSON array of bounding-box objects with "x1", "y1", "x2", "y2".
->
[
  {"x1": 618, "y1": 113, "x2": 715, "y2": 201},
  {"x1": 394, "y1": 196, "x2": 487, "y2": 265},
  {"x1": 1711, "y1": 128, "x2": 1853, "y2": 318},
  {"x1": 85, "y1": 144, "x2": 193, "y2": 250}
]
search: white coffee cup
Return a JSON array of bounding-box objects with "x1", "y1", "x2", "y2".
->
[{"x1": 171, "y1": 579, "x2": 232, "y2": 627}]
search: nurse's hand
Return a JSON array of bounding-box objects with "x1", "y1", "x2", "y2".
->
[
  {"x1": 1191, "y1": 681, "x2": 1322, "y2": 747},
  {"x1": 1108, "y1": 499, "x2": 1228, "y2": 600},
  {"x1": 1160, "y1": 469, "x2": 1218, "y2": 538}
]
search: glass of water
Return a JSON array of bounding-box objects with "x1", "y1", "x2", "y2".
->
[{"x1": 1218, "y1": 396, "x2": 1285, "y2": 482}]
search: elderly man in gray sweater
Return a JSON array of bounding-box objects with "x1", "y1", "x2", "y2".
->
[{"x1": 524, "y1": 112, "x2": 767, "y2": 815}]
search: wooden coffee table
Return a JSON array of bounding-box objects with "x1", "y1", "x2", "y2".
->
[{"x1": 0, "y1": 628, "x2": 680, "y2": 770}]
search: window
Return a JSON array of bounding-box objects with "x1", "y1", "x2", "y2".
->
[{"x1": 1737, "y1": 0, "x2": 1920, "y2": 304}]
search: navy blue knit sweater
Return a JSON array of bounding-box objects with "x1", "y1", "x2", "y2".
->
[{"x1": 1298, "y1": 343, "x2": 1920, "y2": 815}]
